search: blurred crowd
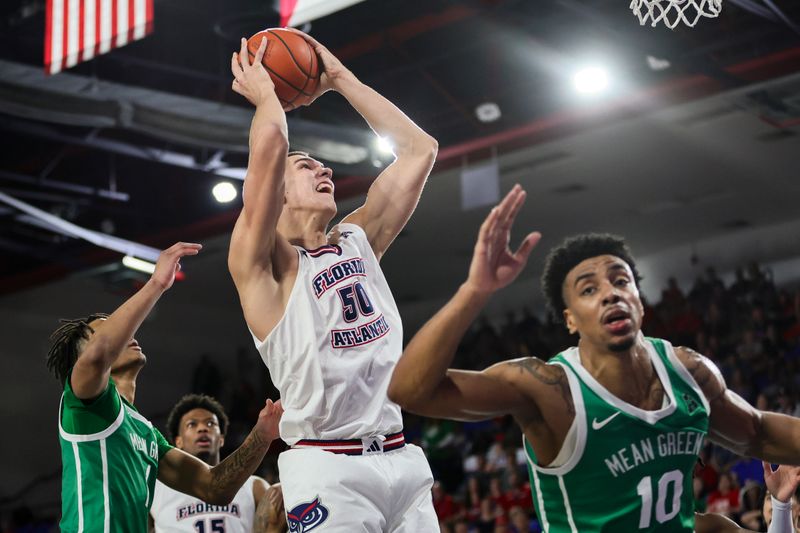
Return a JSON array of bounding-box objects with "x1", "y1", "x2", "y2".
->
[{"x1": 5, "y1": 262, "x2": 800, "y2": 532}]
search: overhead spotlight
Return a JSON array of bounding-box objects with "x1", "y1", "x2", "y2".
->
[
  {"x1": 475, "y1": 102, "x2": 501, "y2": 123},
  {"x1": 376, "y1": 136, "x2": 394, "y2": 155},
  {"x1": 122, "y1": 255, "x2": 155, "y2": 274},
  {"x1": 212, "y1": 181, "x2": 238, "y2": 203},
  {"x1": 573, "y1": 66, "x2": 610, "y2": 95}
]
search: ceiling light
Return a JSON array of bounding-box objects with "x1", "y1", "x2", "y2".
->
[
  {"x1": 212, "y1": 181, "x2": 237, "y2": 203},
  {"x1": 376, "y1": 136, "x2": 394, "y2": 155},
  {"x1": 646, "y1": 55, "x2": 671, "y2": 71},
  {"x1": 475, "y1": 102, "x2": 501, "y2": 123},
  {"x1": 122, "y1": 255, "x2": 155, "y2": 274},
  {"x1": 573, "y1": 66, "x2": 610, "y2": 94}
]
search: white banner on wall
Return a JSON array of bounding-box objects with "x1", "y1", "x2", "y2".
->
[{"x1": 279, "y1": 0, "x2": 368, "y2": 27}]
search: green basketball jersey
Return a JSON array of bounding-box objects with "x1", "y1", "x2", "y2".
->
[
  {"x1": 524, "y1": 338, "x2": 709, "y2": 532},
  {"x1": 58, "y1": 377, "x2": 172, "y2": 532}
]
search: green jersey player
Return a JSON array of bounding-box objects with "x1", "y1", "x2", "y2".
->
[
  {"x1": 47, "y1": 242, "x2": 283, "y2": 533},
  {"x1": 389, "y1": 185, "x2": 800, "y2": 532}
]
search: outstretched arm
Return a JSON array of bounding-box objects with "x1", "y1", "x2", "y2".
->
[
  {"x1": 228, "y1": 37, "x2": 293, "y2": 281},
  {"x1": 676, "y1": 347, "x2": 800, "y2": 464},
  {"x1": 388, "y1": 186, "x2": 541, "y2": 417},
  {"x1": 158, "y1": 399, "x2": 282, "y2": 506},
  {"x1": 70, "y1": 242, "x2": 202, "y2": 399},
  {"x1": 288, "y1": 30, "x2": 438, "y2": 259}
]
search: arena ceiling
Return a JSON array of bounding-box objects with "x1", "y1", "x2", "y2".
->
[{"x1": 0, "y1": 0, "x2": 799, "y2": 297}]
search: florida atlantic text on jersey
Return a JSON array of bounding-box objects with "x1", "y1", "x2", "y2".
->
[{"x1": 251, "y1": 223, "x2": 404, "y2": 444}]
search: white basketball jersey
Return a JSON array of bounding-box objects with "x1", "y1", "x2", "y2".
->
[
  {"x1": 150, "y1": 476, "x2": 257, "y2": 533},
  {"x1": 252, "y1": 223, "x2": 404, "y2": 444}
]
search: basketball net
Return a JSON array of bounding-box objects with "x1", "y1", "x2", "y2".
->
[{"x1": 630, "y1": 0, "x2": 722, "y2": 29}]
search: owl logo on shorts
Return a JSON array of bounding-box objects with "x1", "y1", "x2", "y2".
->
[{"x1": 287, "y1": 497, "x2": 330, "y2": 532}]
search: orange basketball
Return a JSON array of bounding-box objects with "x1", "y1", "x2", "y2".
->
[{"x1": 247, "y1": 28, "x2": 321, "y2": 111}]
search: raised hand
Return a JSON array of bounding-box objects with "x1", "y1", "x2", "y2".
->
[
  {"x1": 255, "y1": 399, "x2": 283, "y2": 443},
  {"x1": 764, "y1": 462, "x2": 800, "y2": 503},
  {"x1": 231, "y1": 37, "x2": 276, "y2": 106},
  {"x1": 465, "y1": 185, "x2": 541, "y2": 295},
  {"x1": 150, "y1": 242, "x2": 202, "y2": 291},
  {"x1": 283, "y1": 28, "x2": 353, "y2": 106}
]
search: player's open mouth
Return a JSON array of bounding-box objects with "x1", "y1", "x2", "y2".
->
[
  {"x1": 602, "y1": 309, "x2": 632, "y2": 333},
  {"x1": 196, "y1": 437, "x2": 211, "y2": 446},
  {"x1": 315, "y1": 181, "x2": 334, "y2": 194}
]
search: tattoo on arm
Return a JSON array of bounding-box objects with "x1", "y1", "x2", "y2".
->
[
  {"x1": 210, "y1": 431, "x2": 268, "y2": 500},
  {"x1": 681, "y1": 347, "x2": 726, "y2": 404},
  {"x1": 683, "y1": 348, "x2": 710, "y2": 387},
  {"x1": 508, "y1": 358, "x2": 560, "y2": 384},
  {"x1": 507, "y1": 358, "x2": 575, "y2": 417}
]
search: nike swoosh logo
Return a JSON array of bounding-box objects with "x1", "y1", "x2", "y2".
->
[{"x1": 592, "y1": 412, "x2": 621, "y2": 430}]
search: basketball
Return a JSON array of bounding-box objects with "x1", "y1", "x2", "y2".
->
[{"x1": 246, "y1": 28, "x2": 321, "y2": 110}]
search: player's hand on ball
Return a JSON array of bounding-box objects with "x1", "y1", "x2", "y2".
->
[
  {"x1": 764, "y1": 462, "x2": 800, "y2": 503},
  {"x1": 283, "y1": 29, "x2": 352, "y2": 105},
  {"x1": 150, "y1": 242, "x2": 202, "y2": 291},
  {"x1": 255, "y1": 399, "x2": 283, "y2": 443},
  {"x1": 231, "y1": 37, "x2": 276, "y2": 106},
  {"x1": 465, "y1": 185, "x2": 540, "y2": 295}
]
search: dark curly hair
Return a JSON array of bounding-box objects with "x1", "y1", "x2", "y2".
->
[
  {"x1": 46, "y1": 313, "x2": 109, "y2": 387},
  {"x1": 166, "y1": 394, "x2": 229, "y2": 444},
  {"x1": 541, "y1": 233, "x2": 642, "y2": 322}
]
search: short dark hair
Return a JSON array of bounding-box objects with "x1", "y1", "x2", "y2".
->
[
  {"x1": 46, "y1": 313, "x2": 109, "y2": 387},
  {"x1": 166, "y1": 394, "x2": 229, "y2": 443},
  {"x1": 541, "y1": 233, "x2": 642, "y2": 321},
  {"x1": 287, "y1": 150, "x2": 310, "y2": 158}
]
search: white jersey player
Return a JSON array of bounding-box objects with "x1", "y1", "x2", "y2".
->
[
  {"x1": 151, "y1": 476, "x2": 260, "y2": 533},
  {"x1": 228, "y1": 30, "x2": 439, "y2": 531},
  {"x1": 149, "y1": 394, "x2": 286, "y2": 533}
]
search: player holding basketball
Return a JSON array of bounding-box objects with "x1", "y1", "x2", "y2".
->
[
  {"x1": 228, "y1": 31, "x2": 439, "y2": 531},
  {"x1": 149, "y1": 394, "x2": 286, "y2": 533},
  {"x1": 388, "y1": 185, "x2": 800, "y2": 532},
  {"x1": 47, "y1": 242, "x2": 283, "y2": 533}
]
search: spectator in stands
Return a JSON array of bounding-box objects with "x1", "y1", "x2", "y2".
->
[
  {"x1": 738, "y1": 482, "x2": 765, "y2": 530},
  {"x1": 463, "y1": 475, "x2": 484, "y2": 524},
  {"x1": 503, "y1": 470, "x2": 533, "y2": 513},
  {"x1": 476, "y1": 497, "x2": 499, "y2": 533},
  {"x1": 453, "y1": 519, "x2": 470, "y2": 533},
  {"x1": 433, "y1": 480, "x2": 460, "y2": 524},
  {"x1": 707, "y1": 472, "x2": 741, "y2": 517},
  {"x1": 662, "y1": 276, "x2": 685, "y2": 307},
  {"x1": 508, "y1": 505, "x2": 541, "y2": 533}
]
